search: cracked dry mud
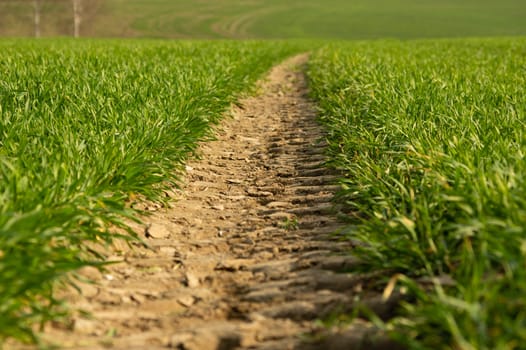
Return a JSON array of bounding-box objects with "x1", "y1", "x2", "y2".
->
[{"x1": 37, "y1": 54, "x2": 402, "y2": 350}]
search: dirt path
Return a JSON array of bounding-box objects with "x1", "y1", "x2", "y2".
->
[{"x1": 38, "y1": 54, "x2": 399, "y2": 350}]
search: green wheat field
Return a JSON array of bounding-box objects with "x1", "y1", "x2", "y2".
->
[{"x1": 0, "y1": 0, "x2": 525, "y2": 349}]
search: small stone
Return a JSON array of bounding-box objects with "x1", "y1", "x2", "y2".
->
[
  {"x1": 185, "y1": 272, "x2": 200, "y2": 288},
  {"x1": 159, "y1": 247, "x2": 177, "y2": 256},
  {"x1": 226, "y1": 179, "x2": 243, "y2": 184},
  {"x1": 145, "y1": 223, "x2": 171, "y2": 239},
  {"x1": 78, "y1": 266, "x2": 103, "y2": 280},
  {"x1": 121, "y1": 295, "x2": 133, "y2": 304},
  {"x1": 212, "y1": 204, "x2": 225, "y2": 211},
  {"x1": 79, "y1": 283, "x2": 99, "y2": 298},
  {"x1": 73, "y1": 318, "x2": 98, "y2": 334},
  {"x1": 131, "y1": 294, "x2": 146, "y2": 304},
  {"x1": 177, "y1": 295, "x2": 195, "y2": 307}
]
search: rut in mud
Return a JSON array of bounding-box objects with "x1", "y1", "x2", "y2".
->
[{"x1": 40, "y1": 54, "x2": 402, "y2": 350}]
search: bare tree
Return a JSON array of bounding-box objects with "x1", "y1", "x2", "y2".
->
[
  {"x1": 72, "y1": 0, "x2": 80, "y2": 37},
  {"x1": 33, "y1": 0, "x2": 41, "y2": 37},
  {"x1": 0, "y1": 0, "x2": 101, "y2": 37}
]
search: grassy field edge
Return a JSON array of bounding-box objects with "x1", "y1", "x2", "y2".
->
[
  {"x1": 307, "y1": 37, "x2": 526, "y2": 349},
  {"x1": 0, "y1": 39, "x2": 307, "y2": 344}
]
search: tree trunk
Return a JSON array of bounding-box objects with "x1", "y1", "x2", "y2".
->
[
  {"x1": 72, "y1": 0, "x2": 81, "y2": 38},
  {"x1": 33, "y1": 0, "x2": 41, "y2": 38}
]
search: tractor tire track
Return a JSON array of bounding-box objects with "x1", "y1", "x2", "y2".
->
[{"x1": 33, "y1": 54, "x2": 401, "y2": 350}]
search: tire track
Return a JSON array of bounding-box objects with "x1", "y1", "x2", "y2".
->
[{"x1": 30, "y1": 54, "x2": 401, "y2": 350}]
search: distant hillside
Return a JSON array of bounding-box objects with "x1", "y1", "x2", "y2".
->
[{"x1": 1, "y1": 0, "x2": 525, "y2": 39}]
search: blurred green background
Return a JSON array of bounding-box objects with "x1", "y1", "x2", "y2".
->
[{"x1": 1, "y1": 0, "x2": 525, "y2": 39}]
